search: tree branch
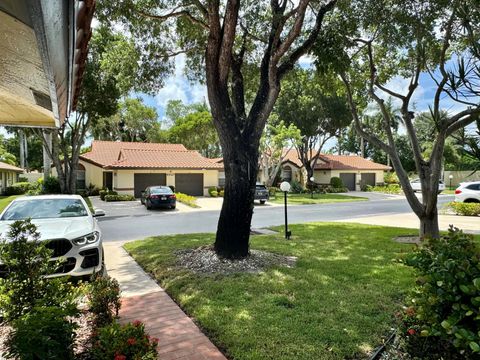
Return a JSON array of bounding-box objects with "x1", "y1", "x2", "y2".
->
[{"x1": 135, "y1": 7, "x2": 209, "y2": 29}]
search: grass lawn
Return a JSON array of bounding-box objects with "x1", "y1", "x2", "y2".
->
[
  {"x1": 0, "y1": 195, "x2": 21, "y2": 212},
  {"x1": 125, "y1": 223, "x2": 418, "y2": 360},
  {"x1": 269, "y1": 192, "x2": 368, "y2": 205}
]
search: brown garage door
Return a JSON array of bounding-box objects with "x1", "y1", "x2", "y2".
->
[
  {"x1": 361, "y1": 173, "x2": 376, "y2": 187},
  {"x1": 175, "y1": 174, "x2": 204, "y2": 196},
  {"x1": 134, "y1": 173, "x2": 166, "y2": 198},
  {"x1": 339, "y1": 173, "x2": 356, "y2": 191}
]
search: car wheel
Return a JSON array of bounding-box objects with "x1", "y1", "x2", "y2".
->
[
  {"x1": 171, "y1": 205, "x2": 176, "y2": 210},
  {"x1": 146, "y1": 200, "x2": 152, "y2": 210},
  {"x1": 260, "y1": 200, "x2": 266, "y2": 204}
]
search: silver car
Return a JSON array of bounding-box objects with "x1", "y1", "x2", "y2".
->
[{"x1": 0, "y1": 195, "x2": 105, "y2": 278}]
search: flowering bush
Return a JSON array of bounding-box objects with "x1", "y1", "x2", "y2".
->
[
  {"x1": 87, "y1": 273, "x2": 121, "y2": 327},
  {"x1": 91, "y1": 321, "x2": 158, "y2": 360},
  {"x1": 400, "y1": 227, "x2": 480, "y2": 358}
]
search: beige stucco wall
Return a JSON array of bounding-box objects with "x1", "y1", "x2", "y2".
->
[
  {"x1": 79, "y1": 160, "x2": 104, "y2": 189},
  {"x1": 0, "y1": 171, "x2": 20, "y2": 194},
  {"x1": 113, "y1": 169, "x2": 219, "y2": 196}
]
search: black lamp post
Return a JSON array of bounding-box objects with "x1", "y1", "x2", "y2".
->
[
  {"x1": 280, "y1": 181, "x2": 291, "y2": 239},
  {"x1": 310, "y1": 176, "x2": 315, "y2": 198}
]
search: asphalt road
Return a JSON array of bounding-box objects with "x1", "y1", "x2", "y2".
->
[{"x1": 97, "y1": 195, "x2": 454, "y2": 242}]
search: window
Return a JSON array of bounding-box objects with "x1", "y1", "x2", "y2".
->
[
  {"x1": 219, "y1": 172, "x2": 225, "y2": 187},
  {"x1": 282, "y1": 166, "x2": 292, "y2": 182},
  {"x1": 76, "y1": 164, "x2": 86, "y2": 190},
  {"x1": 467, "y1": 184, "x2": 480, "y2": 191}
]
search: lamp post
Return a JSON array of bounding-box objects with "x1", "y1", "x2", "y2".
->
[
  {"x1": 310, "y1": 176, "x2": 315, "y2": 198},
  {"x1": 449, "y1": 174, "x2": 453, "y2": 190},
  {"x1": 280, "y1": 181, "x2": 291, "y2": 239}
]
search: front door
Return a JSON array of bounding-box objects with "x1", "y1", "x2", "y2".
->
[{"x1": 103, "y1": 172, "x2": 113, "y2": 190}]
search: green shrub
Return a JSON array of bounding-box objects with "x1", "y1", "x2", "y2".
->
[
  {"x1": 5, "y1": 182, "x2": 31, "y2": 195},
  {"x1": 91, "y1": 321, "x2": 158, "y2": 360},
  {"x1": 0, "y1": 219, "x2": 79, "y2": 322},
  {"x1": 330, "y1": 177, "x2": 343, "y2": 188},
  {"x1": 42, "y1": 176, "x2": 61, "y2": 194},
  {"x1": 100, "y1": 190, "x2": 118, "y2": 201},
  {"x1": 17, "y1": 176, "x2": 28, "y2": 182},
  {"x1": 448, "y1": 202, "x2": 480, "y2": 216},
  {"x1": 87, "y1": 274, "x2": 121, "y2": 327},
  {"x1": 6, "y1": 306, "x2": 77, "y2": 360},
  {"x1": 403, "y1": 227, "x2": 480, "y2": 356},
  {"x1": 367, "y1": 184, "x2": 402, "y2": 194},
  {"x1": 218, "y1": 190, "x2": 224, "y2": 197},
  {"x1": 176, "y1": 192, "x2": 199, "y2": 208},
  {"x1": 268, "y1": 187, "x2": 279, "y2": 196},
  {"x1": 104, "y1": 194, "x2": 135, "y2": 202},
  {"x1": 210, "y1": 190, "x2": 218, "y2": 197},
  {"x1": 290, "y1": 180, "x2": 303, "y2": 194},
  {"x1": 325, "y1": 186, "x2": 348, "y2": 193},
  {"x1": 208, "y1": 187, "x2": 217, "y2": 196},
  {"x1": 85, "y1": 183, "x2": 101, "y2": 196},
  {"x1": 384, "y1": 172, "x2": 400, "y2": 184}
]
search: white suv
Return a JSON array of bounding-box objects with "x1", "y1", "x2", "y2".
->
[
  {"x1": 454, "y1": 181, "x2": 480, "y2": 203},
  {"x1": 0, "y1": 195, "x2": 105, "y2": 278}
]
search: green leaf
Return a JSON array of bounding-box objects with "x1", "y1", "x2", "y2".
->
[
  {"x1": 441, "y1": 320, "x2": 451, "y2": 329},
  {"x1": 470, "y1": 342, "x2": 480, "y2": 352}
]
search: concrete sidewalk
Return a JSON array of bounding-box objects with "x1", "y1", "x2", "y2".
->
[
  {"x1": 335, "y1": 213, "x2": 480, "y2": 234},
  {"x1": 104, "y1": 243, "x2": 227, "y2": 360}
]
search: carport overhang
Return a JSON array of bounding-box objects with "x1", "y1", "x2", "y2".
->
[{"x1": 0, "y1": 0, "x2": 94, "y2": 128}]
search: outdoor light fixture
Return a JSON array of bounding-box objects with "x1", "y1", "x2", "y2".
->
[
  {"x1": 280, "y1": 181, "x2": 291, "y2": 239},
  {"x1": 449, "y1": 174, "x2": 453, "y2": 190}
]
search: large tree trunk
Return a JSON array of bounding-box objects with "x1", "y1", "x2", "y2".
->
[
  {"x1": 214, "y1": 139, "x2": 258, "y2": 258},
  {"x1": 419, "y1": 210, "x2": 440, "y2": 239}
]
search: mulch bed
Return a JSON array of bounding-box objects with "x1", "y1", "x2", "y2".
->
[
  {"x1": 176, "y1": 245, "x2": 297, "y2": 275},
  {"x1": 392, "y1": 236, "x2": 420, "y2": 244}
]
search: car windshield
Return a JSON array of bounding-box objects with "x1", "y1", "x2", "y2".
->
[
  {"x1": 1, "y1": 199, "x2": 88, "y2": 220},
  {"x1": 150, "y1": 187, "x2": 173, "y2": 195},
  {"x1": 256, "y1": 185, "x2": 266, "y2": 190}
]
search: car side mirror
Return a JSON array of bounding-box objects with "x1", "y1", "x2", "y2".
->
[{"x1": 93, "y1": 209, "x2": 105, "y2": 217}]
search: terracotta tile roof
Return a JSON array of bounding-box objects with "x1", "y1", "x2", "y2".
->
[
  {"x1": 0, "y1": 161, "x2": 23, "y2": 172},
  {"x1": 208, "y1": 157, "x2": 224, "y2": 163},
  {"x1": 80, "y1": 141, "x2": 222, "y2": 169},
  {"x1": 281, "y1": 148, "x2": 303, "y2": 168},
  {"x1": 314, "y1": 154, "x2": 391, "y2": 170},
  {"x1": 278, "y1": 148, "x2": 390, "y2": 170}
]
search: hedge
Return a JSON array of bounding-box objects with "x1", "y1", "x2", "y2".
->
[
  {"x1": 5, "y1": 182, "x2": 31, "y2": 195},
  {"x1": 175, "y1": 192, "x2": 199, "y2": 208},
  {"x1": 448, "y1": 202, "x2": 480, "y2": 216},
  {"x1": 104, "y1": 194, "x2": 136, "y2": 202}
]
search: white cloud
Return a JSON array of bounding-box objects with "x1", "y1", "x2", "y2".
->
[{"x1": 154, "y1": 54, "x2": 207, "y2": 109}]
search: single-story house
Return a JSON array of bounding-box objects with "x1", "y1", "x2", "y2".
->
[
  {"x1": 0, "y1": 161, "x2": 24, "y2": 194},
  {"x1": 259, "y1": 148, "x2": 391, "y2": 191},
  {"x1": 79, "y1": 141, "x2": 223, "y2": 197}
]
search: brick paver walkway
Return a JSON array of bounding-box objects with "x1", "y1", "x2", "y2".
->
[{"x1": 105, "y1": 244, "x2": 227, "y2": 360}]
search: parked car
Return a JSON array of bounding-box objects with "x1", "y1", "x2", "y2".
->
[
  {"x1": 0, "y1": 195, "x2": 105, "y2": 278},
  {"x1": 410, "y1": 178, "x2": 445, "y2": 193},
  {"x1": 141, "y1": 186, "x2": 176, "y2": 210},
  {"x1": 254, "y1": 183, "x2": 269, "y2": 204},
  {"x1": 454, "y1": 181, "x2": 480, "y2": 203}
]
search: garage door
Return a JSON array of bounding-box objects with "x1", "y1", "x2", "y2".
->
[
  {"x1": 134, "y1": 173, "x2": 166, "y2": 198},
  {"x1": 339, "y1": 173, "x2": 356, "y2": 191},
  {"x1": 175, "y1": 174, "x2": 204, "y2": 196},
  {"x1": 361, "y1": 173, "x2": 376, "y2": 187}
]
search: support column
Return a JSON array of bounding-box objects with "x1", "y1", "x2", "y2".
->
[
  {"x1": 19, "y1": 130, "x2": 25, "y2": 169},
  {"x1": 43, "y1": 130, "x2": 52, "y2": 181}
]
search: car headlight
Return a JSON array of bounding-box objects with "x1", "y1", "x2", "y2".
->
[{"x1": 72, "y1": 231, "x2": 100, "y2": 246}]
